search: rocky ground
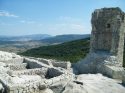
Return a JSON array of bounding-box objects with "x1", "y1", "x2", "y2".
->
[{"x1": 0, "y1": 51, "x2": 125, "y2": 93}]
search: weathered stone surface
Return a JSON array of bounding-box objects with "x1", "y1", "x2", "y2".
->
[
  {"x1": 40, "y1": 88, "x2": 53, "y2": 93},
  {"x1": 74, "y1": 7, "x2": 125, "y2": 79},
  {"x1": 0, "y1": 51, "x2": 73, "y2": 93},
  {"x1": 24, "y1": 58, "x2": 51, "y2": 68},
  {"x1": 6, "y1": 63, "x2": 27, "y2": 70},
  {"x1": 0, "y1": 83, "x2": 4, "y2": 93},
  {"x1": 51, "y1": 60, "x2": 71, "y2": 69},
  {"x1": 98, "y1": 65, "x2": 125, "y2": 79},
  {"x1": 63, "y1": 74, "x2": 125, "y2": 93},
  {"x1": 47, "y1": 68, "x2": 64, "y2": 78},
  {"x1": 11, "y1": 68, "x2": 48, "y2": 78},
  {"x1": 91, "y1": 7, "x2": 125, "y2": 65}
]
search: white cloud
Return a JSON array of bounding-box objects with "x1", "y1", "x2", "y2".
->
[
  {"x1": 58, "y1": 16, "x2": 73, "y2": 20},
  {"x1": 0, "y1": 10, "x2": 19, "y2": 18},
  {"x1": 27, "y1": 21, "x2": 35, "y2": 24},
  {"x1": 20, "y1": 20, "x2": 35, "y2": 24},
  {"x1": 20, "y1": 20, "x2": 26, "y2": 23},
  {"x1": 47, "y1": 23, "x2": 85, "y2": 35},
  {"x1": 70, "y1": 24, "x2": 84, "y2": 31},
  {"x1": 38, "y1": 24, "x2": 43, "y2": 26},
  {"x1": 58, "y1": 16, "x2": 82, "y2": 23},
  {"x1": 0, "y1": 22, "x2": 14, "y2": 26}
]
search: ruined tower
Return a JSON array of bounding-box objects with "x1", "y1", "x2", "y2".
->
[
  {"x1": 75, "y1": 8, "x2": 125, "y2": 78},
  {"x1": 90, "y1": 7, "x2": 125, "y2": 66}
]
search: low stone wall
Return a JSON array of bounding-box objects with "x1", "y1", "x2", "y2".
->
[
  {"x1": 7, "y1": 63, "x2": 27, "y2": 70},
  {"x1": 24, "y1": 58, "x2": 50, "y2": 69},
  {"x1": 37, "y1": 58, "x2": 53, "y2": 67},
  {"x1": 30, "y1": 57, "x2": 71, "y2": 69},
  {"x1": 51, "y1": 61, "x2": 71, "y2": 69},
  {"x1": 11, "y1": 68, "x2": 48, "y2": 78},
  {"x1": 0, "y1": 51, "x2": 74, "y2": 93},
  {"x1": 4, "y1": 72, "x2": 73, "y2": 93},
  {"x1": 43, "y1": 73, "x2": 73, "y2": 86},
  {"x1": 0, "y1": 74, "x2": 43, "y2": 93},
  {"x1": 3, "y1": 58, "x2": 24, "y2": 64},
  {"x1": 7, "y1": 81, "x2": 41, "y2": 93}
]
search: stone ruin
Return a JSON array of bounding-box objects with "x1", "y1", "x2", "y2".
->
[
  {"x1": 0, "y1": 51, "x2": 74, "y2": 93},
  {"x1": 0, "y1": 7, "x2": 125, "y2": 93},
  {"x1": 75, "y1": 7, "x2": 125, "y2": 79}
]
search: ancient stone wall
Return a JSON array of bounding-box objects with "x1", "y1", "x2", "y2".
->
[
  {"x1": 7, "y1": 63, "x2": 27, "y2": 70},
  {"x1": 75, "y1": 8, "x2": 125, "y2": 78},
  {"x1": 34, "y1": 58, "x2": 71, "y2": 69},
  {"x1": 90, "y1": 7, "x2": 125, "y2": 66},
  {"x1": 24, "y1": 58, "x2": 51, "y2": 69},
  {"x1": 10, "y1": 68, "x2": 48, "y2": 78},
  {"x1": 51, "y1": 61, "x2": 71, "y2": 69}
]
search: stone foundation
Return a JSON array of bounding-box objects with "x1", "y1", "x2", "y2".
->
[{"x1": 0, "y1": 51, "x2": 73, "y2": 93}]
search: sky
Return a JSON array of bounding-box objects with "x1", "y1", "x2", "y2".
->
[{"x1": 0, "y1": 0, "x2": 125, "y2": 36}]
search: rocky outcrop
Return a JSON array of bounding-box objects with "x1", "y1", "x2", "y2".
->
[
  {"x1": 63, "y1": 74, "x2": 125, "y2": 93},
  {"x1": 74, "y1": 7, "x2": 125, "y2": 81}
]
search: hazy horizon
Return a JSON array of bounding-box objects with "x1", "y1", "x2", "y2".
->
[{"x1": 0, "y1": 0, "x2": 125, "y2": 36}]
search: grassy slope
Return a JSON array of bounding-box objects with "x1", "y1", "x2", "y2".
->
[
  {"x1": 20, "y1": 38, "x2": 90, "y2": 63},
  {"x1": 20, "y1": 38, "x2": 125, "y2": 67}
]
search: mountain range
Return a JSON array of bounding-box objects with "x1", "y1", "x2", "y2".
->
[
  {"x1": 0, "y1": 34, "x2": 51, "y2": 41},
  {"x1": 0, "y1": 34, "x2": 90, "y2": 53},
  {"x1": 0, "y1": 34, "x2": 90, "y2": 42},
  {"x1": 41, "y1": 34, "x2": 90, "y2": 44}
]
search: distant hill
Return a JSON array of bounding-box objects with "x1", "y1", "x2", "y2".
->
[
  {"x1": 0, "y1": 40, "x2": 48, "y2": 53},
  {"x1": 19, "y1": 38, "x2": 90, "y2": 63},
  {"x1": 0, "y1": 34, "x2": 52, "y2": 41},
  {"x1": 0, "y1": 34, "x2": 90, "y2": 53},
  {"x1": 41, "y1": 34, "x2": 90, "y2": 44}
]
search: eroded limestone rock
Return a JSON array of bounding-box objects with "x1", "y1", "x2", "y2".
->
[
  {"x1": 74, "y1": 7, "x2": 125, "y2": 79},
  {"x1": 63, "y1": 74, "x2": 125, "y2": 93}
]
